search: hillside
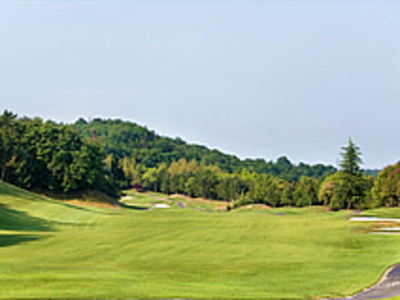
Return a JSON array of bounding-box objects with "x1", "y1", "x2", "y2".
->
[
  {"x1": 0, "y1": 181, "x2": 107, "y2": 224},
  {"x1": 74, "y1": 118, "x2": 336, "y2": 181},
  {"x1": 0, "y1": 181, "x2": 107, "y2": 248}
]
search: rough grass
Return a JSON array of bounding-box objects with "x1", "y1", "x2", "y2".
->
[{"x1": 1, "y1": 182, "x2": 400, "y2": 299}]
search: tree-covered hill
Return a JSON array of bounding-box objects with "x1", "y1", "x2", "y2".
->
[
  {"x1": 73, "y1": 118, "x2": 337, "y2": 182},
  {"x1": 0, "y1": 110, "x2": 389, "y2": 210}
]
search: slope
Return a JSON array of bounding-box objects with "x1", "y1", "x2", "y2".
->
[{"x1": 1, "y1": 182, "x2": 400, "y2": 298}]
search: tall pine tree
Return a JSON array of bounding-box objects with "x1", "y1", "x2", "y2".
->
[
  {"x1": 340, "y1": 138, "x2": 363, "y2": 177},
  {"x1": 333, "y1": 138, "x2": 366, "y2": 210}
]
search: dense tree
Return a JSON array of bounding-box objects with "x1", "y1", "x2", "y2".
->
[
  {"x1": 1, "y1": 110, "x2": 388, "y2": 211},
  {"x1": 110, "y1": 155, "x2": 126, "y2": 190},
  {"x1": 281, "y1": 182, "x2": 296, "y2": 207},
  {"x1": 215, "y1": 174, "x2": 248, "y2": 201},
  {"x1": 293, "y1": 176, "x2": 320, "y2": 207},
  {"x1": 319, "y1": 173, "x2": 339, "y2": 206},
  {"x1": 73, "y1": 118, "x2": 337, "y2": 182},
  {"x1": 321, "y1": 139, "x2": 368, "y2": 210},
  {"x1": 142, "y1": 168, "x2": 159, "y2": 192},
  {"x1": 0, "y1": 112, "x2": 117, "y2": 197},
  {"x1": 120, "y1": 156, "x2": 141, "y2": 188},
  {"x1": 337, "y1": 139, "x2": 367, "y2": 209},
  {"x1": 340, "y1": 138, "x2": 363, "y2": 177},
  {"x1": 0, "y1": 110, "x2": 18, "y2": 181},
  {"x1": 371, "y1": 163, "x2": 400, "y2": 207}
]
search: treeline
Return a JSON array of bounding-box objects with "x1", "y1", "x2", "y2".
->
[
  {"x1": 0, "y1": 110, "x2": 397, "y2": 211},
  {"x1": 108, "y1": 157, "x2": 346, "y2": 209},
  {"x1": 116, "y1": 139, "x2": 395, "y2": 210},
  {"x1": 318, "y1": 140, "x2": 400, "y2": 210},
  {"x1": 74, "y1": 118, "x2": 337, "y2": 182},
  {"x1": 110, "y1": 153, "x2": 321, "y2": 207},
  {"x1": 0, "y1": 111, "x2": 118, "y2": 197}
]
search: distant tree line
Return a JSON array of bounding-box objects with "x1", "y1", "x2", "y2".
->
[
  {"x1": 73, "y1": 118, "x2": 337, "y2": 182},
  {"x1": 0, "y1": 110, "x2": 397, "y2": 210},
  {"x1": 113, "y1": 155, "x2": 321, "y2": 208}
]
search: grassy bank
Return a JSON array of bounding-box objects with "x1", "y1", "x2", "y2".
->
[{"x1": 1, "y1": 181, "x2": 400, "y2": 299}]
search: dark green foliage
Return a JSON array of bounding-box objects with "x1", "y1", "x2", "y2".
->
[
  {"x1": 281, "y1": 182, "x2": 296, "y2": 206},
  {"x1": 335, "y1": 139, "x2": 367, "y2": 209},
  {"x1": 71, "y1": 117, "x2": 336, "y2": 205},
  {"x1": 320, "y1": 139, "x2": 370, "y2": 210},
  {"x1": 110, "y1": 155, "x2": 126, "y2": 190},
  {"x1": 2, "y1": 111, "x2": 390, "y2": 211},
  {"x1": 0, "y1": 111, "x2": 118, "y2": 198},
  {"x1": 340, "y1": 138, "x2": 362, "y2": 177},
  {"x1": 215, "y1": 174, "x2": 248, "y2": 201},
  {"x1": 0, "y1": 110, "x2": 18, "y2": 181},
  {"x1": 73, "y1": 118, "x2": 336, "y2": 181},
  {"x1": 293, "y1": 176, "x2": 320, "y2": 207},
  {"x1": 371, "y1": 163, "x2": 400, "y2": 208}
]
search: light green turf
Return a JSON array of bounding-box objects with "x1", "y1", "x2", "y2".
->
[
  {"x1": 360, "y1": 207, "x2": 400, "y2": 218},
  {"x1": 1, "y1": 181, "x2": 400, "y2": 299}
]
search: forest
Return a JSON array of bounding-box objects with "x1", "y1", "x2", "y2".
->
[
  {"x1": 73, "y1": 118, "x2": 338, "y2": 181},
  {"x1": 0, "y1": 110, "x2": 397, "y2": 210}
]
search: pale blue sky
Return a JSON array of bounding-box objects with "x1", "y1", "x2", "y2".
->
[{"x1": 1, "y1": 1, "x2": 399, "y2": 169}]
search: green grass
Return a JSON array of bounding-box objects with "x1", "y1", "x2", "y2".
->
[
  {"x1": 1, "y1": 181, "x2": 400, "y2": 299},
  {"x1": 360, "y1": 207, "x2": 400, "y2": 218}
]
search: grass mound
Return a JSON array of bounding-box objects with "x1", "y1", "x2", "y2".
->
[
  {"x1": 0, "y1": 181, "x2": 113, "y2": 231},
  {"x1": 40, "y1": 189, "x2": 118, "y2": 208}
]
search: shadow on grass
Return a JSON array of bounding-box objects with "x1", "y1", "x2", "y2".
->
[
  {"x1": 0, "y1": 234, "x2": 43, "y2": 247},
  {"x1": 118, "y1": 202, "x2": 149, "y2": 210},
  {"x1": 0, "y1": 203, "x2": 51, "y2": 232},
  {"x1": 0, "y1": 203, "x2": 53, "y2": 248}
]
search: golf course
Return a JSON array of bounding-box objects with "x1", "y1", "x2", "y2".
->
[
  {"x1": 2, "y1": 0, "x2": 400, "y2": 298},
  {"x1": 1, "y1": 181, "x2": 400, "y2": 299}
]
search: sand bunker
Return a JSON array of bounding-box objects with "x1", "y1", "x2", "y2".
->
[
  {"x1": 154, "y1": 203, "x2": 170, "y2": 208},
  {"x1": 350, "y1": 217, "x2": 400, "y2": 223},
  {"x1": 350, "y1": 217, "x2": 400, "y2": 235},
  {"x1": 378, "y1": 227, "x2": 400, "y2": 231}
]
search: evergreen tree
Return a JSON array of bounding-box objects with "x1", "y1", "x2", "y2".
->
[
  {"x1": 340, "y1": 138, "x2": 363, "y2": 177},
  {"x1": 334, "y1": 138, "x2": 366, "y2": 210}
]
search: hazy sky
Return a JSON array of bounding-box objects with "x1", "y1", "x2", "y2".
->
[{"x1": 1, "y1": 1, "x2": 399, "y2": 169}]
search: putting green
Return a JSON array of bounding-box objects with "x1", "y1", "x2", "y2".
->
[{"x1": 1, "y1": 181, "x2": 400, "y2": 299}]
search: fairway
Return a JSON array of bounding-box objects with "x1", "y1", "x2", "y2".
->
[{"x1": 1, "y1": 182, "x2": 400, "y2": 299}]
